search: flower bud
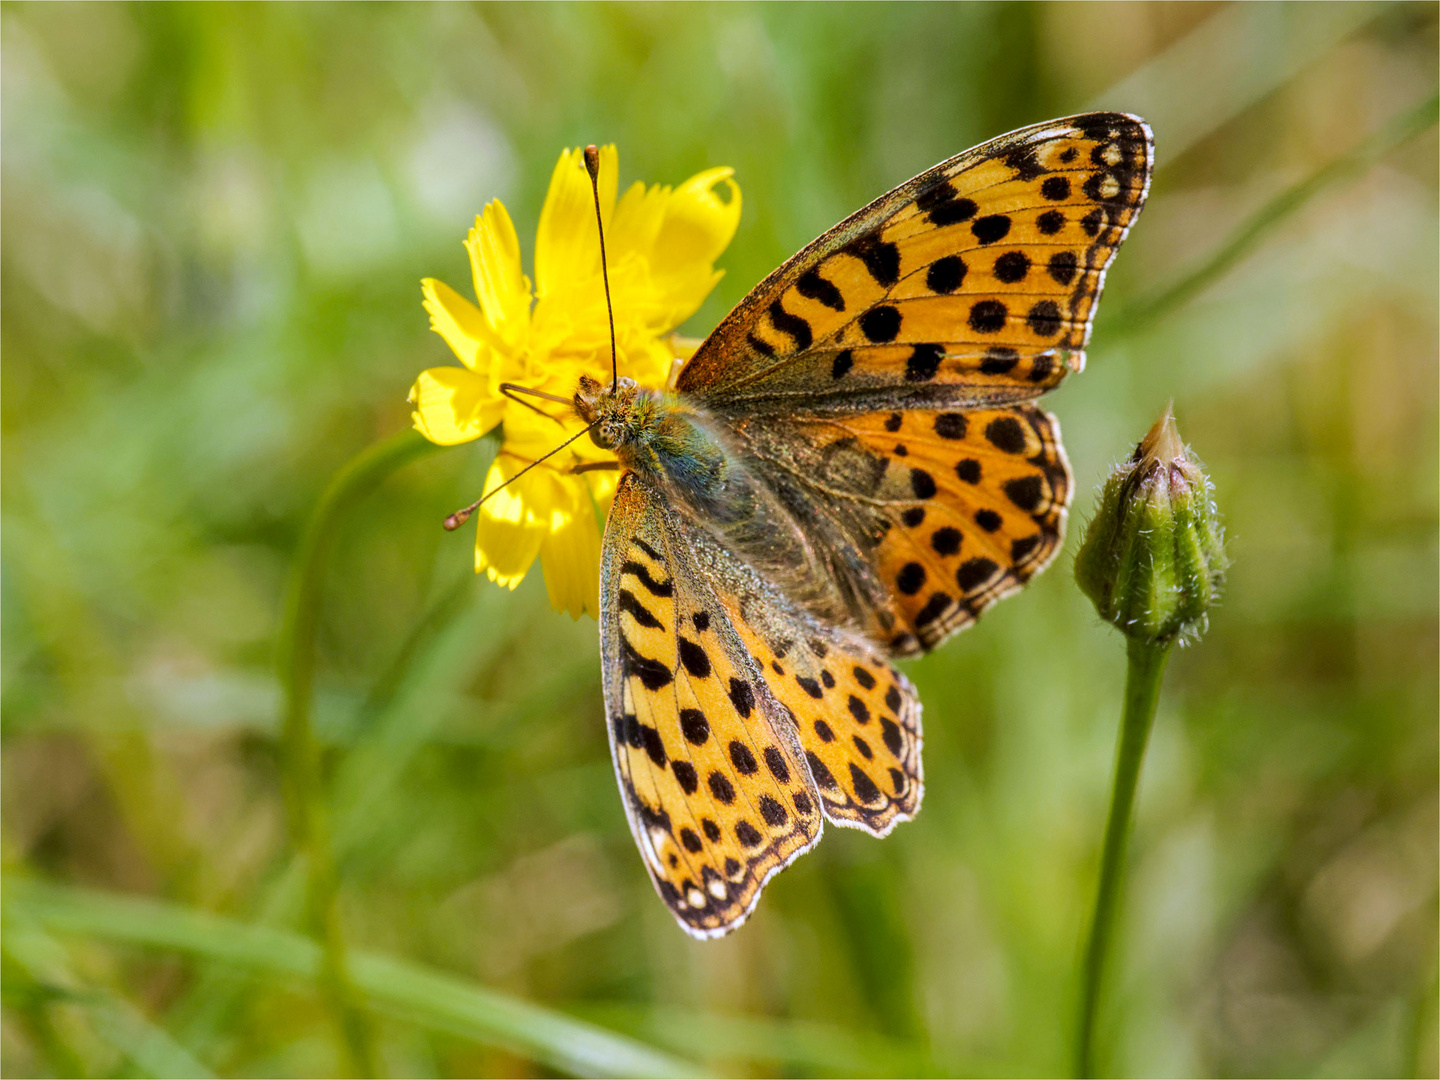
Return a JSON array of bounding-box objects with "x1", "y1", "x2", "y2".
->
[{"x1": 1074, "y1": 404, "x2": 1227, "y2": 644}]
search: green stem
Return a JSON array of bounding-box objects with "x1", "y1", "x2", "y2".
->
[
  {"x1": 1111, "y1": 91, "x2": 1438, "y2": 337},
  {"x1": 277, "y1": 428, "x2": 447, "y2": 1077},
  {"x1": 7, "y1": 879, "x2": 700, "y2": 1079},
  {"x1": 1075, "y1": 636, "x2": 1172, "y2": 1078}
]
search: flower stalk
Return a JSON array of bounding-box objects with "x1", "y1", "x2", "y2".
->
[
  {"x1": 277, "y1": 427, "x2": 449, "y2": 1077},
  {"x1": 1072, "y1": 405, "x2": 1227, "y2": 1076},
  {"x1": 1074, "y1": 635, "x2": 1169, "y2": 1077}
]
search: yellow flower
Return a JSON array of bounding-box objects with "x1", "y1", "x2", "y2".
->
[{"x1": 409, "y1": 146, "x2": 741, "y2": 619}]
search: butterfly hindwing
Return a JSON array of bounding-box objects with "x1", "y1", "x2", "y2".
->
[
  {"x1": 720, "y1": 601, "x2": 924, "y2": 835},
  {"x1": 600, "y1": 474, "x2": 824, "y2": 938},
  {"x1": 734, "y1": 403, "x2": 1069, "y2": 655},
  {"x1": 677, "y1": 113, "x2": 1152, "y2": 415}
]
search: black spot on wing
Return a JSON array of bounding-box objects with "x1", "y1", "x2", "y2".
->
[
  {"x1": 844, "y1": 234, "x2": 901, "y2": 287},
  {"x1": 768, "y1": 298, "x2": 813, "y2": 350},
  {"x1": 759, "y1": 795, "x2": 788, "y2": 827},
  {"x1": 985, "y1": 417, "x2": 1027, "y2": 453},
  {"x1": 914, "y1": 592, "x2": 952, "y2": 627},
  {"x1": 709, "y1": 771, "x2": 736, "y2": 804},
  {"x1": 934, "y1": 413, "x2": 967, "y2": 439},
  {"x1": 806, "y1": 751, "x2": 838, "y2": 790},
  {"x1": 971, "y1": 215, "x2": 1011, "y2": 245},
  {"x1": 727, "y1": 678, "x2": 755, "y2": 717},
  {"x1": 1041, "y1": 175, "x2": 1070, "y2": 200},
  {"x1": 641, "y1": 724, "x2": 666, "y2": 765},
  {"x1": 764, "y1": 746, "x2": 790, "y2": 783},
  {"x1": 905, "y1": 343, "x2": 943, "y2": 382},
  {"x1": 1003, "y1": 144, "x2": 1046, "y2": 181},
  {"x1": 796, "y1": 268, "x2": 845, "y2": 311},
  {"x1": 860, "y1": 306, "x2": 901, "y2": 343},
  {"x1": 849, "y1": 763, "x2": 883, "y2": 803},
  {"x1": 931, "y1": 527, "x2": 961, "y2": 556},
  {"x1": 1047, "y1": 251, "x2": 1078, "y2": 286},
  {"x1": 994, "y1": 251, "x2": 1030, "y2": 283},
  {"x1": 896, "y1": 562, "x2": 926, "y2": 595},
  {"x1": 618, "y1": 589, "x2": 663, "y2": 630},
  {"x1": 956, "y1": 558, "x2": 1000, "y2": 592},
  {"x1": 729, "y1": 740, "x2": 758, "y2": 774},
  {"x1": 968, "y1": 300, "x2": 1007, "y2": 333},
  {"x1": 623, "y1": 641, "x2": 672, "y2": 690},
  {"x1": 980, "y1": 346, "x2": 1019, "y2": 374},
  {"x1": 926, "y1": 255, "x2": 966, "y2": 294},
  {"x1": 1027, "y1": 300, "x2": 1063, "y2": 337},
  {"x1": 1011, "y1": 534, "x2": 1041, "y2": 562},
  {"x1": 621, "y1": 560, "x2": 673, "y2": 597},
  {"x1": 676, "y1": 636, "x2": 711, "y2": 678},
  {"x1": 679, "y1": 708, "x2": 710, "y2": 745},
  {"x1": 1004, "y1": 475, "x2": 1046, "y2": 512},
  {"x1": 672, "y1": 761, "x2": 699, "y2": 794}
]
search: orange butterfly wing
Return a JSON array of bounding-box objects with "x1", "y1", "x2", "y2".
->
[
  {"x1": 600, "y1": 475, "x2": 824, "y2": 937},
  {"x1": 677, "y1": 112, "x2": 1152, "y2": 415}
]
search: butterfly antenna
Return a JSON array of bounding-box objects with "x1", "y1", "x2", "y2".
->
[
  {"x1": 443, "y1": 420, "x2": 600, "y2": 531},
  {"x1": 583, "y1": 145, "x2": 619, "y2": 393}
]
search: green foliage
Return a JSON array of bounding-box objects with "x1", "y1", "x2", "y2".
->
[{"x1": 3, "y1": 3, "x2": 1436, "y2": 1077}]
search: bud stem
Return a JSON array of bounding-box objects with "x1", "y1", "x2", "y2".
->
[{"x1": 1075, "y1": 635, "x2": 1172, "y2": 1078}]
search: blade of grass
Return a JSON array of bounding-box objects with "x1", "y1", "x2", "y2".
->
[
  {"x1": 1109, "y1": 92, "x2": 1438, "y2": 338},
  {"x1": 5, "y1": 912, "x2": 216, "y2": 1078},
  {"x1": 7, "y1": 878, "x2": 702, "y2": 1079},
  {"x1": 275, "y1": 426, "x2": 449, "y2": 1076},
  {"x1": 581, "y1": 1004, "x2": 951, "y2": 1078},
  {"x1": 1088, "y1": 1, "x2": 1391, "y2": 163}
]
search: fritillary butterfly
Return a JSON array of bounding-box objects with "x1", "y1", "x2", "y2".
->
[{"x1": 574, "y1": 113, "x2": 1153, "y2": 936}]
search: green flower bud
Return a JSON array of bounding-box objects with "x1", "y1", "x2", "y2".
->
[{"x1": 1074, "y1": 404, "x2": 1227, "y2": 644}]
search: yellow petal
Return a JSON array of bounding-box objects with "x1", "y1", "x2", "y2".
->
[
  {"x1": 409, "y1": 367, "x2": 502, "y2": 445},
  {"x1": 660, "y1": 166, "x2": 742, "y2": 268},
  {"x1": 609, "y1": 180, "x2": 669, "y2": 264},
  {"x1": 422, "y1": 278, "x2": 496, "y2": 372},
  {"x1": 464, "y1": 201, "x2": 531, "y2": 348},
  {"x1": 539, "y1": 481, "x2": 603, "y2": 619},
  {"x1": 646, "y1": 166, "x2": 741, "y2": 326},
  {"x1": 473, "y1": 456, "x2": 553, "y2": 587},
  {"x1": 534, "y1": 145, "x2": 618, "y2": 300}
]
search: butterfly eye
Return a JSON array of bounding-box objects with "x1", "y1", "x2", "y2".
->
[{"x1": 592, "y1": 418, "x2": 625, "y2": 450}]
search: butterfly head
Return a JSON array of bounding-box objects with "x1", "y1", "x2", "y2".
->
[{"x1": 574, "y1": 374, "x2": 654, "y2": 451}]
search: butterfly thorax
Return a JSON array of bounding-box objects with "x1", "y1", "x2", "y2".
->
[{"x1": 575, "y1": 374, "x2": 861, "y2": 630}]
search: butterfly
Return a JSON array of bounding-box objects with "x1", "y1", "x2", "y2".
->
[{"x1": 572, "y1": 113, "x2": 1153, "y2": 937}]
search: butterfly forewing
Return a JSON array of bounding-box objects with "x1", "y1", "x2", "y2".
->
[
  {"x1": 677, "y1": 113, "x2": 1152, "y2": 414},
  {"x1": 600, "y1": 475, "x2": 824, "y2": 937}
]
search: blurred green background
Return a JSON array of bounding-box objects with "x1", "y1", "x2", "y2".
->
[{"x1": 3, "y1": 3, "x2": 1437, "y2": 1077}]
